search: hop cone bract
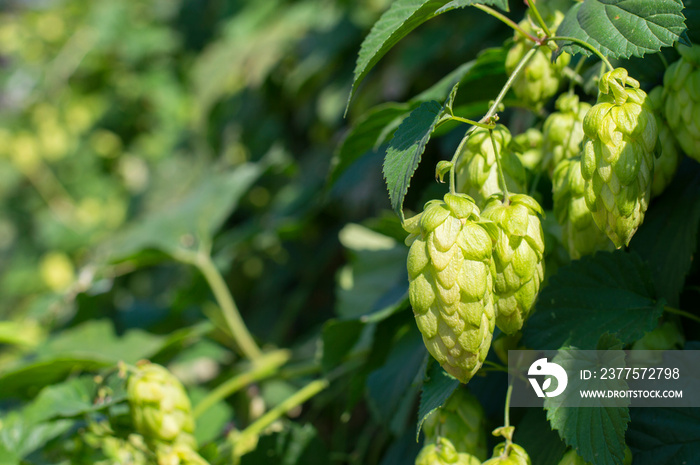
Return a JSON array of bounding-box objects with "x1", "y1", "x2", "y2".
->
[
  {"x1": 511, "y1": 128, "x2": 544, "y2": 171},
  {"x1": 542, "y1": 93, "x2": 591, "y2": 174},
  {"x1": 415, "y1": 437, "x2": 481, "y2": 465},
  {"x1": 481, "y1": 194, "x2": 545, "y2": 334},
  {"x1": 663, "y1": 44, "x2": 700, "y2": 162},
  {"x1": 127, "y1": 363, "x2": 195, "y2": 442},
  {"x1": 456, "y1": 125, "x2": 525, "y2": 207},
  {"x1": 483, "y1": 443, "x2": 531, "y2": 465},
  {"x1": 648, "y1": 86, "x2": 681, "y2": 197},
  {"x1": 422, "y1": 388, "x2": 488, "y2": 460},
  {"x1": 405, "y1": 193, "x2": 496, "y2": 383},
  {"x1": 581, "y1": 68, "x2": 657, "y2": 247},
  {"x1": 552, "y1": 157, "x2": 613, "y2": 259}
]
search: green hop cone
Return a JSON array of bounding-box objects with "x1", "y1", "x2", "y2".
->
[
  {"x1": 581, "y1": 67, "x2": 657, "y2": 248},
  {"x1": 456, "y1": 125, "x2": 525, "y2": 207},
  {"x1": 505, "y1": 19, "x2": 570, "y2": 110},
  {"x1": 481, "y1": 194, "x2": 545, "y2": 334},
  {"x1": 511, "y1": 128, "x2": 544, "y2": 171},
  {"x1": 416, "y1": 437, "x2": 481, "y2": 465},
  {"x1": 156, "y1": 443, "x2": 211, "y2": 465},
  {"x1": 663, "y1": 44, "x2": 700, "y2": 162},
  {"x1": 648, "y1": 86, "x2": 681, "y2": 197},
  {"x1": 422, "y1": 388, "x2": 488, "y2": 460},
  {"x1": 552, "y1": 156, "x2": 613, "y2": 259},
  {"x1": 405, "y1": 193, "x2": 496, "y2": 383},
  {"x1": 542, "y1": 93, "x2": 591, "y2": 175},
  {"x1": 127, "y1": 362, "x2": 195, "y2": 443},
  {"x1": 483, "y1": 443, "x2": 531, "y2": 465}
]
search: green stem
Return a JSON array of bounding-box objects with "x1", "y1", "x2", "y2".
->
[
  {"x1": 450, "y1": 115, "x2": 496, "y2": 129},
  {"x1": 503, "y1": 380, "x2": 514, "y2": 454},
  {"x1": 548, "y1": 36, "x2": 614, "y2": 71},
  {"x1": 527, "y1": 0, "x2": 552, "y2": 38},
  {"x1": 473, "y1": 4, "x2": 539, "y2": 43},
  {"x1": 490, "y1": 129, "x2": 509, "y2": 200},
  {"x1": 664, "y1": 305, "x2": 700, "y2": 324},
  {"x1": 193, "y1": 350, "x2": 291, "y2": 419},
  {"x1": 658, "y1": 52, "x2": 669, "y2": 69}
]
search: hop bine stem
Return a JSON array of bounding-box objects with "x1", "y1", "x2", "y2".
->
[
  {"x1": 547, "y1": 36, "x2": 614, "y2": 71},
  {"x1": 526, "y1": 0, "x2": 553, "y2": 38}
]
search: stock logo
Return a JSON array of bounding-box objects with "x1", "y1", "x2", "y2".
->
[{"x1": 528, "y1": 358, "x2": 568, "y2": 398}]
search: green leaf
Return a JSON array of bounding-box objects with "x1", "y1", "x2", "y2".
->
[
  {"x1": 556, "y1": 0, "x2": 687, "y2": 59},
  {"x1": 22, "y1": 376, "x2": 116, "y2": 423},
  {"x1": 383, "y1": 100, "x2": 443, "y2": 220},
  {"x1": 416, "y1": 361, "x2": 459, "y2": 440},
  {"x1": 514, "y1": 408, "x2": 567, "y2": 465},
  {"x1": 0, "y1": 413, "x2": 73, "y2": 460},
  {"x1": 0, "y1": 359, "x2": 108, "y2": 400},
  {"x1": 631, "y1": 159, "x2": 700, "y2": 306},
  {"x1": 522, "y1": 251, "x2": 664, "y2": 350},
  {"x1": 321, "y1": 320, "x2": 365, "y2": 372},
  {"x1": 240, "y1": 422, "x2": 329, "y2": 465},
  {"x1": 628, "y1": 407, "x2": 700, "y2": 464},
  {"x1": 347, "y1": 0, "x2": 509, "y2": 109}
]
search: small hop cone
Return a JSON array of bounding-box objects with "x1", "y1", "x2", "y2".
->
[
  {"x1": 663, "y1": 44, "x2": 700, "y2": 162},
  {"x1": 511, "y1": 128, "x2": 544, "y2": 171},
  {"x1": 647, "y1": 86, "x2": 681, "y2": 197},
  {"x1": 456, "y1": 125, "x2": 525, "y2": 207},
  {"x1": 483, "y1": 443, "x2": 531, "y2": 465},
  {"x1": 415, "y1": 437, "x2": 481, "y2": 465},
  {"x1": 422, "y1": 389, "x2": 488, "y2": 460},
  {"x1": 505, "y1": 19, "x2": 570, "y2": 110},
  {"x1": 542, "y1": 93, "x2": 591, "y2": 175},
  {"x1": 552, "y1": 157, "x2": 613, "y2": 259},
  {"x1": 481, "y1": 194, "x2": 545, "y2": 335},
  {"x1": 127, "y1": 363, "x2": 195, "y2": 443},
  {"x1": 405, "y1": 193, "x2": 496, "y2": 383},
  {"x1": 581, "y1": 67, "x2": 657, "y2": 248}
]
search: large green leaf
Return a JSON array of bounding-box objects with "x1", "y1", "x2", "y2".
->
[
  {"x1": 415, "y1": 361, "x2": 458, "y2": 440},
  {"x1": 631, "y1": 159, "x2": 700, "y2": 306},
  {"x1": 347, "y1": 0, "x2": 509, "y2": 109},
  {"x1": 628, "y1": 407, "x2": 700, "y2": 464},
  {"x1": 522, "y1": 251, "x2": 664, "y2": 350},
  {"x1": 0, "y1": 413, "x2": 73, "y2": 461},
  {"x1": 556, "y1": 0, "x2": 687, "y2": 59}
]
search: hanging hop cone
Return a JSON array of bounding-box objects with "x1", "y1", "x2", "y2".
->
[
  {"x1": 552, "y1": 156, "x2": 613, "y2": 259},
  {"x1": 456, "y1": 125, "x2": 525, "y2": 207},
  {"x1": 416, "y1": 437, "x2": 482, "y2": 465},
  {"x1": 581, "y1": 67, "x2": 657, "y2": 248},
  {"x1": 542, "y1": 93, "x2": 591, "y2": 175},
  {"x1": 511, "y1": 128, "x2": 544, "y2": 171},
  {"x1": 480, "y1": 194, "x2": 545, "y2": 334},
  {"x1": 483, "y1": 443, "x2": 531, "y2": 465},
  {"x1": 422, "y1": 388, "x2": 488, "y2": 460},
  {"x1": 405, "y1": 193, "x2": 496, "y2": 383},
  {"x1": 663, "y1": 44, "x2": 700, "y2": 162},
  {"x1": 127, "y1": 362, "x2": 196, "y2": 443},
  {"x1": 647, "y1": 86, "x2": 681, "y2": 197},
  {"x1": 505, "y1": 19, "x2": 570, "y2": 110}
]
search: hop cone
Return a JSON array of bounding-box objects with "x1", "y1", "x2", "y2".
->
[
  {"x1": 552, "y1": 157, "x2": 613, "y2": 259},
  {"x1": 415, "y1": 437, "x2": 481, "y2": 465},
  {"x1": 483, "y1": 443, "x2": 531, "y2": 465},
  {"x1": 647, "y1": 86, "x2": 681, "y2": 197},
  {"x1": 127, "y1": 363, "x2": 195, "y2": 442},
  {"x1": 456, "y1": 125, "x2": 525, "y2": 207},
  {"x1": 422, "y1": 389, "x2": 488, "y2": 460},
  {"x1": 505, "y1": 19, "x2": 570, "y2": 110},
  {"x1": 581, "y1": 68, "x2": 657, "y2": 247},
  {"x1": 542, "y1": 93, "x2": 591, "y2": 174},
  {"x1": 156, "y1": 443, "x2": 211, "y2": 465},
  {"x1": 511, "y1": 128, "x2": 544, "y2": 171},
  {"x1": 663, "y1": 44, "x2": 700, "y2": 161},
  {"x1": 405, "y1": 193, "x2": 496, "y2": 383},
  {"x1": 481, "y1": 194, "x2": 545, "y2": 334}
]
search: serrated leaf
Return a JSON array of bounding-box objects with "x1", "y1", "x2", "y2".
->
[
  {"x1": 347, "y1": 0, "x2": 509, "y2": 110},
  {"x1": 383, "y1": 100, "x2": 443, "y2": 220},
  {"x1": 22, "y1": 376, "x2": 112, "y2": 424},
  {"x1": 545, "y1": 351, "x2": 629, "y2": 465},
  {"x1": 631, "y1": 159, "x2": 700, "y2": 306},
  {"x1": 416, "y1": 361, "x2": 459, "y2": 440},
  {"x1": 522, "y1": 251, "x2": 664, "y2": 350},
  {"x1": 556, "y1": 0, "x2": 687, "y2": 59},
  {"x1": 628, "y1": 407, "x2": 700, "y2": 464}
]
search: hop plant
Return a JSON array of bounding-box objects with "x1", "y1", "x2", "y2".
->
[
  {"x1": 422, "y1": 388, "x2": 488, "y2": 460},
  {"x1": 481, "y1": 194, "x2": 545, "y2": 334},
  {"x1": 542, "y1": 93, "x2": 591, "y2": 174},
  {"x1": 552, "y1": 156, "x2": 613, "y2": 259},
  {"x1": 581, "y1": 67, "x2": 657, "y2": 248},
  {"x1": 663, "y1": 44, "x2": 700, "y2": 162},
  {"x1": 647, "y1": 86, "x2": 681, "y2": 197},
  {"x1": 415, "y1": 437, "x2": 481, "y2": 465},
  {"x1": 456, "y1": 125, "x2": 525, "y2": 207},
  {"x1": 511, "y1": 128, "x2": 544, "y2": 171},
  {"x1": 127, "y1": 362, "x2": 195, "y2": 443},
  {"x1": 483, "y1": 443, "x2": 531, "y2": 465},
  {"x1": 505, "y1": 19, "x2": 570, "y2": 110},
  {"x1": 405, "y1": 193, "x2": 496, "y2": 383}
]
